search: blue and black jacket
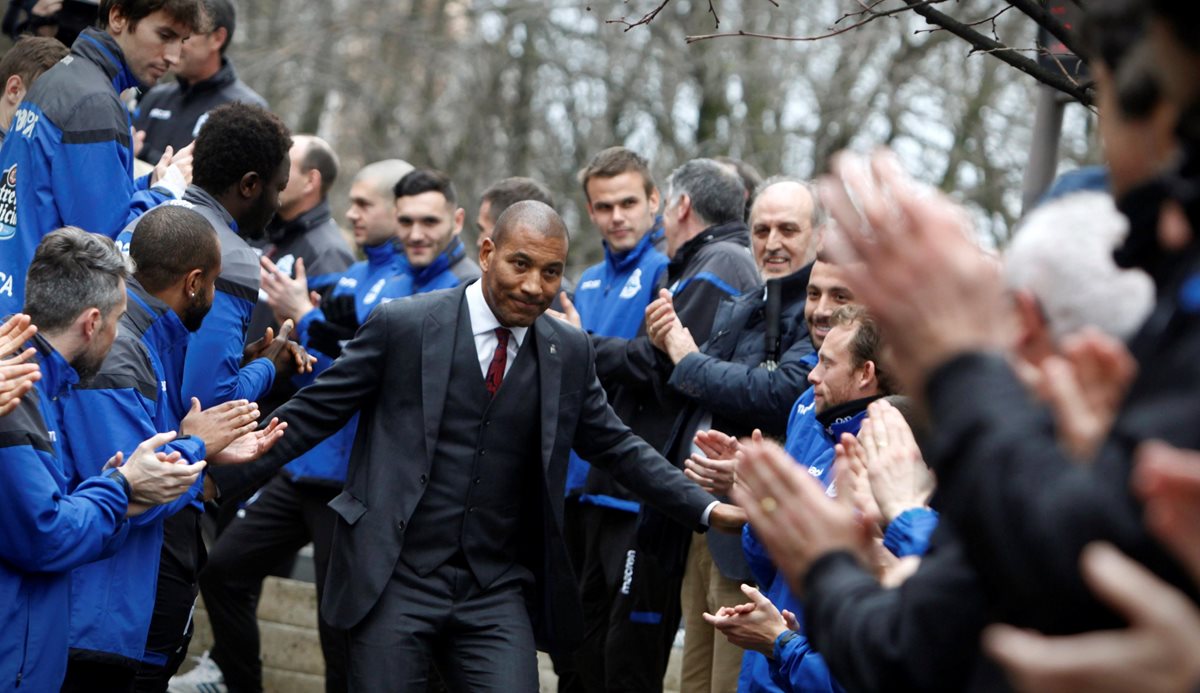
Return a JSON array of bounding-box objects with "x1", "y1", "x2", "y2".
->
[
  {"x1": 0, "y1": 337, "x2": 131, "y2": 691},
  {"x1": 587, "y1": 220, "x2": 762, "y2": 510},
  {"x1": 0, "y1": 28, "x2": 177, "y2": 317},
  {"x1": 119, "y1": 185, "x2": 276, "y2": 411},
  {"x1": 566, "y1": 225, "x2": 668, "y2": 500},
  {"x1": 383, "y1": 236, "x2": 481, "y2": 298},
  {"x1": 58, "y1": 280, "x2": 208, "y2": 668},
  {"x1": 738, "y1": 387, "x2": 876, "y2": 693},
  {"x1": 285, "y1": 241, "x2": 406, "y2": 486}
]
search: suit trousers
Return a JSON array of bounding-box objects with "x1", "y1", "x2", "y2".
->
[
  {"x1": 347, "y1": 556, "x2": 539, "y2": 692},
  {"x1": 679, "y1": 533, "x2": 745, "y2": 693},
  {"x1": 200, "y1": 475, "x2": 346, "y2": 693}
]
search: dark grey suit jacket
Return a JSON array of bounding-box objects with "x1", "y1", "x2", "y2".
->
[{"x1": 209, "y1": 283, "x2": 717, "y2": 646}]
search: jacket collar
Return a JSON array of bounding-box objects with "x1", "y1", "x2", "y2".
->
[
  {"x1": 126, "y1": 276, "x2": 190, "y2": 348},
  {"x1": 364, "y1": 239, "x2": 398, "y2": 269},
  {"x1": 176, "y1": 58, "x2": 238, "y2": 97},
  {"x1": 412, "y1": 236, "x2": 467, "y2": 288},
  {"x1": 604, "y1": 217, "x2": 664, "y2": 276},
  {"x1": 764, "y1": 260, "x2": 814, "y2": 305},
  {"x1": 73, "y1": 27, "x2": 140, "y2": 93},
  {"x1": 817, "y1": 394, "x2": 883, "y2": 437},
  {"x1": 668, "y1": 220, "x2": 750, "y2": 280},
  {"x1": 32, "y1": 333, "x2": 79, "y2": 399},
  {"x1": 184, "y1": 184, "x2": 240, "y2": 232},
  {"x1": 264, "y1": 199, "x2": 333, "y2": 244}
]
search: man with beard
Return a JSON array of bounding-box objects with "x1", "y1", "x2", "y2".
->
[
  {"x1": 389, "y1": 168, "x2": 481, "y2": 296},
  {"x1": 117, "y1": 101, "x2": 308, "y2": 690},
  {"x1": 0, "y1": 227, "x2": 206, "y2": 691},
  {"x1": 58, "y1": 205, "x2": 286, "y2": 692}
]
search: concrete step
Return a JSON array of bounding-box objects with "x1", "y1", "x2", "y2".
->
[{"x1": 183, "y1": 577, "x2": 684, "y2": 692}]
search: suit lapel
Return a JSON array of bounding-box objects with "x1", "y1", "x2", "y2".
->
[
  {"x1": 421, "y1": 290, "x2": 463, "y2": 464},
  {"x1": 535, "y1": 317, "x2": 561, "y2": 474}
]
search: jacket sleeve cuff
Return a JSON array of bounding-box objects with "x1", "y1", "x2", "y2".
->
[{"x1": 883, "y1": 507, "x2": 939, "y2": 558}]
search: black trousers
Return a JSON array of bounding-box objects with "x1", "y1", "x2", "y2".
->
[
  {"x1": 558, "y1": 503, "x2": 681, "y2": 693},
  {"x1": 347, "y1": 557, "x2": 539, "y2": 692},
  {"x1": 62, "y1": 656, "x2": 135, "y2": 693},
  {"x1": 200, "y1": 475, "x2": 346, "y2": 693},
  {"x1": 134, "y1": 506, "x2": 205, "y2": 693}
]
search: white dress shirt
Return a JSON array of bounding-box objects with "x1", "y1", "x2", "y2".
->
[
  {"x1": 463, "y1": 281, "x2": 719, "y2": 526},
  {"x1": 465, "y1": 280, "x2": 528, "y2": 378}
]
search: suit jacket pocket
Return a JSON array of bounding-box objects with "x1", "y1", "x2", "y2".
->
[{"x1": 328, "y1": 490, "x2": 367, "y2": 526}]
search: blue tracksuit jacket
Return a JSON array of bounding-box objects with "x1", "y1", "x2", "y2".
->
[
  {"x1": 566, "y1": 225, "x2": 668, "y2": 503},
  {"x1": 0, "y1": 28, "x2": 176, "y2": 317},
  {"x1": 59, "y1": 281, "x2": 209, "y2": 667},
  {"x1": 286, "y1": 241, "x2": 406, "y2": 485},
  {"x1": 738, "y1": 387, "x2": 873, "y2": 693},
  {"x1": 118, "y1": 185, "x2": 276, "y2": 410},
  {"x1": 0, "y1": 338, "x2": 131, "y2": 691}
]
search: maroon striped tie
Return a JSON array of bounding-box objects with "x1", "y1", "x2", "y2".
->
[{"x1": 485, "y1": 327, "x2": 511, "y2": 397}]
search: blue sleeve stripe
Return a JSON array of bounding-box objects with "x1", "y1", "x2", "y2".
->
[{"x1": 673, "y1": 271, "x2": 741, "y2": 298}]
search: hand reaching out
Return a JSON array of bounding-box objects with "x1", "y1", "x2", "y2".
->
[
  {"x1": 179, "y1": 397, "x2": 260, "y2": 458},
  {"x1": 211, "y1": 417, "x2": 288, "y2": 465},
  {"x1": 684, "y1": 429, "x2": 762, "y2": 496}
]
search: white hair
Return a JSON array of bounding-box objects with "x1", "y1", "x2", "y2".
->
[{"x1": 1004, "y1": 191, "x2": 1154, "y2": 342}]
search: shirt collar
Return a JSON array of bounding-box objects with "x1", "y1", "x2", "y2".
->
[{"x1": 465, "y1": 280, "x2": 528, "y2": 347}]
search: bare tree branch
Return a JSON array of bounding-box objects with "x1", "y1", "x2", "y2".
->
[
  {"x1": 687, "y1": 1, "x2": 938, "y2": 44},
  {"x1": 898, "y1": 0, "x2": 1092, "y2": 105},
  {"x1": 607, "y1": 0, "x2": 673, "y2": 31},
  {"x1": 1005, "y1": 0, "x2": 1088, "y2": 60}
]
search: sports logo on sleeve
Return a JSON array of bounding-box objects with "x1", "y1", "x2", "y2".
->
[{"x1": 0, "y1": 164, "x2": 17, "y2": 240}]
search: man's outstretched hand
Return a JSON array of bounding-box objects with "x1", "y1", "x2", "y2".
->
[{"x1": 212, "y1": 417, "x2": 288, "y2": 465}]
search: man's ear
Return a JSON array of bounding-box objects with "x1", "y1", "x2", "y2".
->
[
  {"x1": 212, "y1": 26, "x2": 230, "y2": 52},
  {"x1": 677, "y1": 194, "x2": 692, "y2": 223},
  {"x1": 107, "y1": 6, "x2": 128, "y2": 34},
  {"x1": 453, "y1": 207, "x2": 465, "y2": 235},
  {"x1": 648, "y1": 186, "x2": 661, "y2": 213},
  {"x1": 4, "y1": 75, "x2": 23, "y2": 105},
  {"x1": 183, "y1": 268, "x2": 206, "y2": 297},
  {"x1": 240, "y1": 171, "x2": 262, "y2": 200},
  {"x1": 79, "y1": 307, "x2": 102, "y2": 340},
  {"x1": 479, "y1": 237, "x2": 494, "y2": 273},
  {"x1": 859, "y1": 359, "x2": 877, "y2": 391},
  {"x1": 1011, "y1": 289, "x2": 1044, "y2": 353}
]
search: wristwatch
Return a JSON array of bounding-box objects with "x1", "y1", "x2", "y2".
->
[{"x1": 106, "y1": 468, "x2": 133, "y2": 500}]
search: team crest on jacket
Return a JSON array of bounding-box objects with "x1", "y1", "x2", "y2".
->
[
  {"x1": 0, "y1": 164, "x2": 17, "y2": 240},
  {"x1": 619, "y1": 268, "x2": 643, "y2": 299}
]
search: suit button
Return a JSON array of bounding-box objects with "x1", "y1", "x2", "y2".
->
[
  {"x1": 397, "y1": 520, "x2": 406, "y2": 531},
  {"x1": 419, "y1": 474, "x2": 427, "y2": 485},
  {"x1": 479, "y1": 450, "x2": 486, "y2": 457},
  {"x1": 484, "y1": 420, "x2": 491, "y2": 427},
  {"x1": 468, "y1": 507, "x2": 475, "y2": 514},
  {"x1": 474, "y1": 477, "x2": 481, "y2": 485}
]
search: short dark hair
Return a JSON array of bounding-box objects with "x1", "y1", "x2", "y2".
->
[
  {"x1": 98, "y1": 0, "x2": 205, "y2": 32},
  {"x1": 200, "y1": 0, "x2": 236, "y2": 54},
  {"x1": 714, "y1": 155, "x2": 763, "y2": 221},
  {"x1": 192, "y1": 102, "x2": 291, "y2": 196},
  {"x1": 394, "y1": 169, "x2": 457, "y2": 207},
  {"x1": 481, "y1": 177, "x2": 554, "y2": 223},
  {"x1": 664, "y1": 159, "x2": 746, "y2": 227},
  {"x1": 829, "y1": 305, "x2": 896, "y2": 396},
  {"x1": 578, "y1": 147, "x2": 656, "y2": 201},
  {"x1": 0, "y1": 37, "x2": 68, "y2": 88},
  {"x1": 25, "y1": 227, "x2": 128, "y2": 333},
  {"x1": 1079, "y1": 0, "x2": 1162, "y2": 119},
  {"x1": 130, "y1": 206, "x2": 221, "y2": 292},
  {"x1": 297, "y1": 136, "x2": 338, "y2": 198}
]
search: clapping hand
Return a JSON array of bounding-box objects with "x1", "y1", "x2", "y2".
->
[
  {"x1": 684, "y1": 428, "x2": 762, "y2": 496},
  {"x1": 855, "y1": 400, "x2": 934, "y2": 523},
  {"x1": 260, "y1": 256, "x2": 319, "y2": 325},
  {"x1": 732, "y1": 439, "x2": 873, "y2": 596},
  {"x1": 645, "y1": 289, "x2": 698, "y2": 364},
  {"x1": 112, "y1": 431, "x2": 206, "y2": 511},
  {"x1": 703, "y1": 584, "x2": 792, "y2": 657},
  {"x1": 179, "y1": 397, "x2": 259, "y2": 458},
  {"x1": 0, "y1": 314, "x2": 40, "y2": 416},
  {"x1": 545, "y1": 292, "x2": 583, "y2": 329}
]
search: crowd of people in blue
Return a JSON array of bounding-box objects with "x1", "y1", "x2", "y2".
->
[{"x1": 2, "y1": 0, "x2": 1200, "y2": 692}]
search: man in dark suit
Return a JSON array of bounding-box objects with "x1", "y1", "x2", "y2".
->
[{"x1": 207, "y1": 200, "x2": 746, "y2": 691}]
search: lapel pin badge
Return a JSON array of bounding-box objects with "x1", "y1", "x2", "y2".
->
[{"x1": 549, "y1": 343, "x2": 557, "y2": 355}]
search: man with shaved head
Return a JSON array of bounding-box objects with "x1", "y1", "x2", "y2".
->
[{"x1": 203, "y1": 200, "x2": 746, "y2": 690}]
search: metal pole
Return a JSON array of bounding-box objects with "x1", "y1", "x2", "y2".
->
[{"x1": 1022, "y1": 84, "x2": 1066, "y2": 213}]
